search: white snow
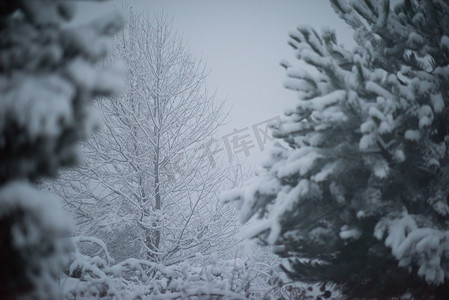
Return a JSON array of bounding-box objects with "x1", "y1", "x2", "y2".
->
[
  {"x1": 430, "y1": 93, "x2": 444, "y2": 113},
  {"x1": 339, "y1": 225, "x2": 361, "y2": 240},
  {"x1": 366, "y1": 81, "x2": 394, "y2": 100},
  {"x1": 312, "y1": 163, "x2": 336, "y2": 182},
  {"x1": 329, "y1": 181, "x2": 345, "y2": 203},
  {"x1": 308, "y1": 90, "x2": 346, "y2": 111},
  {"x1": 359, "y1": 132, "x2": 376, "y2": 150},
  {"x1": 0, "y1": 181, "x2": 71, "y2": 233},
  {"x1": 407, "y1": 32, "x2": 424, "y2": 47},
  {"x1": 0, "y1": 181, "x2": 73, "y2": 297},
  {"x1": 0, "y1": 75, "x2": 74, "y2": 140},
  {"x1": 418, "y1": 105, "x2": 433, "y2": 129},
  {"x1": 404, "y1": 130, "x2": 421, "y2": 141},
  {"x1": 373, "y1": 158, "x2": 389, "y2": 178},
  {"x1": 374, "y1": 213, "x2": 449, "y2": 285},
  {"x1": 276, "y1": 148, "x2": 321, "y2": 177},
  {"x1": 394, "y1": 149, "x2": 406, "y2": 162},
  {"x1": 441, "y1": 35, "x2": 449, "y2": 50}
]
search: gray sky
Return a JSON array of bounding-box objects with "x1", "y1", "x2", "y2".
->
[{"x1": 77, "y1": 0, "x2": 355, "y2": 165}]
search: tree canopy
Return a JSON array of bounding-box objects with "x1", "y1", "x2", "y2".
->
[
  {"x1": 224, "y1": 0, "x2": 449, "y2": 298},
  {"x1": 0, "y1": 0, "x2": 124, "y2": 298}
]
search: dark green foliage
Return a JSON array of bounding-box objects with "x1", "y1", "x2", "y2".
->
[
  {"x1": 226, "y1": 1, "x2": 449, "y2": 298},
  {"x1": 0, "y1": 0, "x2": 124, "y2": 298}
]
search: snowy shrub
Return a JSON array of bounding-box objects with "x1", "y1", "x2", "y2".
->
[
  {"x1": 62, "y1": 236, "x2": 254, "y2": 299},
  {"x1": 62, "y1": 235, "x2": 335, "y2": 299}
]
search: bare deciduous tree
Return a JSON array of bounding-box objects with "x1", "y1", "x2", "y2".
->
[{"x1": 51, "y1": 11, "x2": 240, "y2": 265}]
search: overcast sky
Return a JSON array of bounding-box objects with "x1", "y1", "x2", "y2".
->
[{"x1": 77, "y1": 0, "x2": 355, "y2": 165}]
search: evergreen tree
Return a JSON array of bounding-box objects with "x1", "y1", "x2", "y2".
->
[
  {"x1": 0, "y1": 1, "x2": 124, "y2": 298},
  {"x1": 224, "y1": 0, "x2": 449, "y2": 298}
]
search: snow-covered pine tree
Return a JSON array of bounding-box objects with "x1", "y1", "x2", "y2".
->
[
  {"x1": 0, "y1": 1, "x2": 124, "y2": 298},
  {"x1": 223, "y1": 0, "x2": 449, "y2": 298}
]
